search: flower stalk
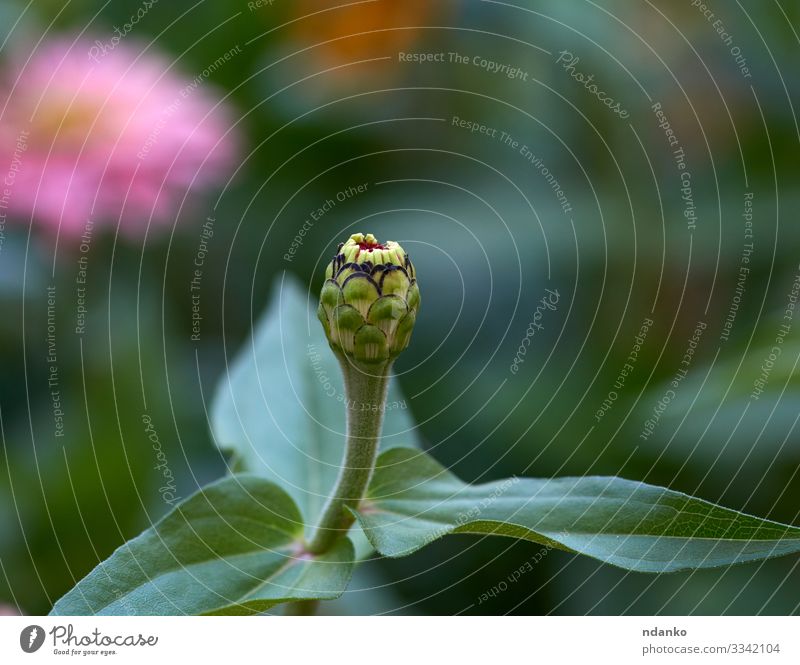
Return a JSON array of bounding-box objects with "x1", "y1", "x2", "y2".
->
[
  {"x1": 306, "y1": 233, "x2": 419, "y2": 555},
  {"x1": 306, "y1": 353, "x2": 391, "y2": 554}
]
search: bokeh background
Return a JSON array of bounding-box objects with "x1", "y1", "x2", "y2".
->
[{"x1": 1, "y1": 0, "x2": 799, "y2": 615}]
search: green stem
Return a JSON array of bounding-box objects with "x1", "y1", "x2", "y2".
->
[{"x1": 306, "y1": 355, "x2": 391, "y2": 555}]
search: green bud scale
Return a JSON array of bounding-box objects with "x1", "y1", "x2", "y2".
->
[{"x1": 318, "y1": 233, "x2": 419, "y2": 364}]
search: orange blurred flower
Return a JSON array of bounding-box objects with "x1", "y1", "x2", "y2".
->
[{"x1": 286, "y1": 0, "x2": 446, "y2": 84}]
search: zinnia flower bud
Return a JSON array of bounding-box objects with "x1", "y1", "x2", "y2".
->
[{"x1": 318, "y1": 233, "x2": 419, "y2": 364}]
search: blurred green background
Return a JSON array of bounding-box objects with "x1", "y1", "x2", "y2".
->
[{"x1": 1, "y1": 0, "x2": 799, "y2": 615}]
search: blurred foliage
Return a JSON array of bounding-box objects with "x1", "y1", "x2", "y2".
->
[{"x1": 1, "y1": 0, "x2": 799, "y2": 615}]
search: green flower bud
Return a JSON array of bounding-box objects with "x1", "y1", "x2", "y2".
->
[{"x1": 318, "y1": 233, "x2": 419, "y2": 364}]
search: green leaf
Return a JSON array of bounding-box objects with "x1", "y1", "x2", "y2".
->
[
  {"x1": 211, "y1": 273, "x2": 419, "y2": 537},
  {"x1": 353, "y1": 448, "x2": 800, "y2": 573},
  {"x1": 50, "y1": 476, "x2": 354, "y2": 615}
]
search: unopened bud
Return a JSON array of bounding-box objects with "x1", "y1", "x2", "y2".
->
[{"x1": 318, "y1": 233, "x2": 419, "y2": 364}]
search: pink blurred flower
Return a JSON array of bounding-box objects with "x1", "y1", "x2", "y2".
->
[{"x1": 0, "y1": 37, "x2": 238, "y2": 237}]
